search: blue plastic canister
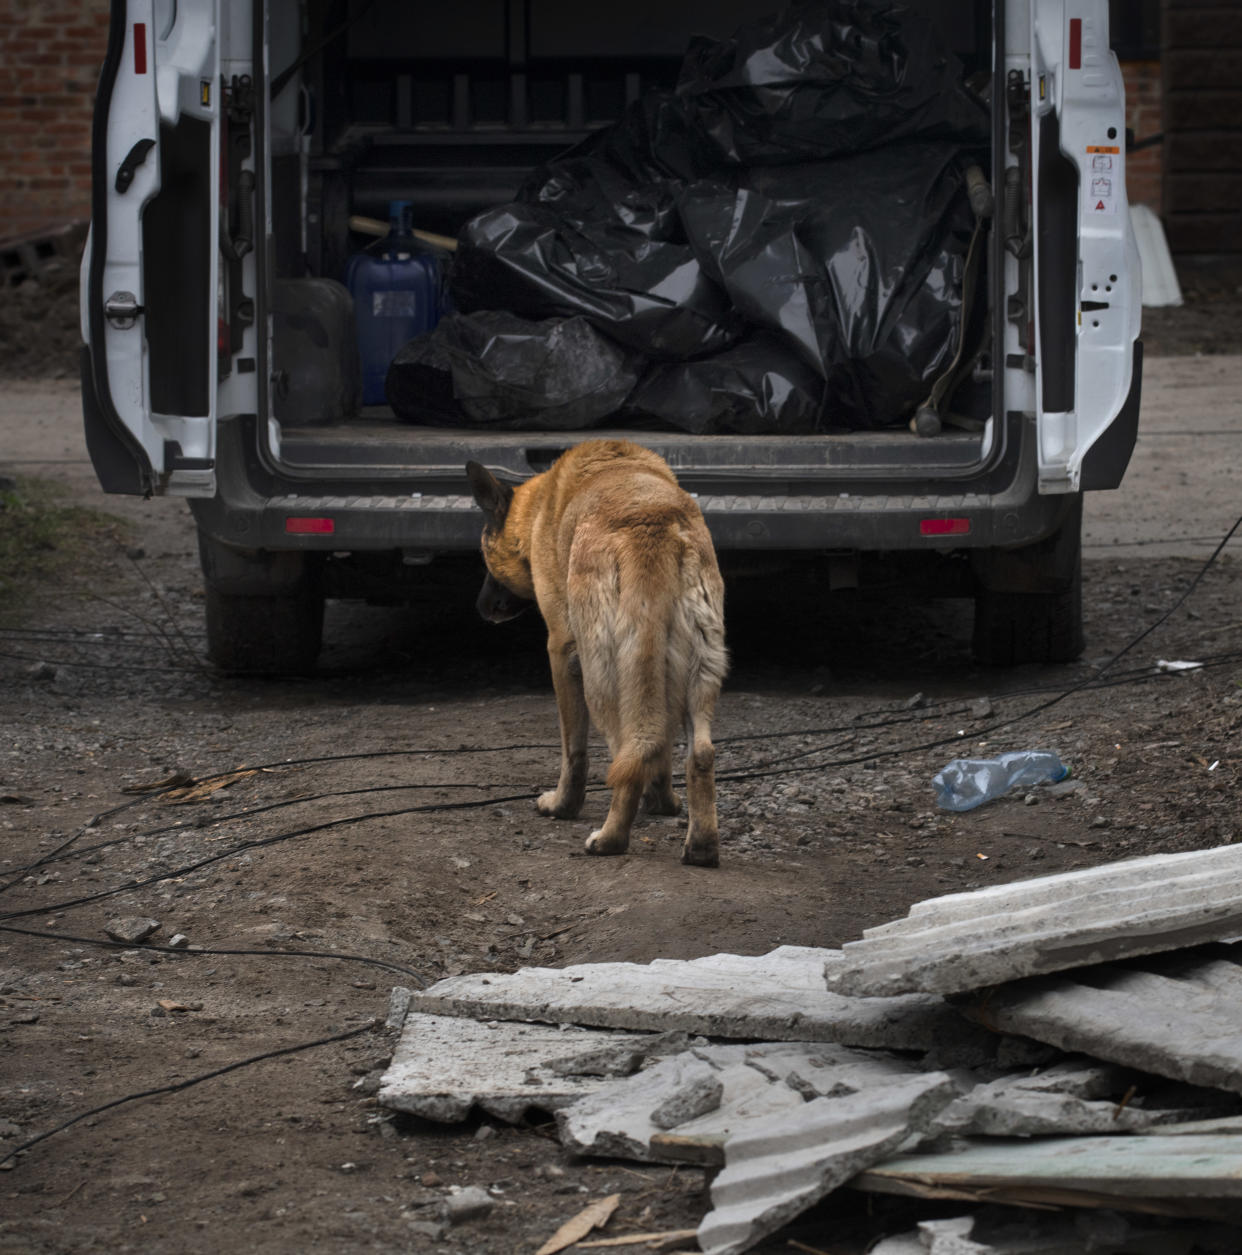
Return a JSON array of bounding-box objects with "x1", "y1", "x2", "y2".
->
[{"x1": 345, "y1": 200, "x2": 443, "y2": 405}]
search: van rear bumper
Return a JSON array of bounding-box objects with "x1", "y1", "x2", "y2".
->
[{"x1": 188, "y1": 405, "x2": 1091, "y2": 560}]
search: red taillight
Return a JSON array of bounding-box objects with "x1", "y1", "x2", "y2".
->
[
  {"x1": 133, "y1": 22, "x2": 147, "y2": 74},
  {"x1": 285, "y1": 517, "x2": 335, "y2": 535},
  {"x1": 1068, "y1": 18, "x2": 1082, "y2": 70},
  {"x1": 920, "y1": 518, "x2": 971, "y2": 537}
]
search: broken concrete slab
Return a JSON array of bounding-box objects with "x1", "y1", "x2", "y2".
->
[
  {"x1": 830, "y1": 843, "x2": 1242, "y2": 997},
  {"x1": 853, "y1": 1132, "x2": 1242, "y2": 1217},
  {"x1": 936, "y1": 1059, "x2": 1192, "y2": 1137},
  {"x1": 959, "y1": 942, "x2": 1242, "y2": 1096},
  {"x1": 378, "y1": 1012, "x2": 668, "y2": 1121},
  {"x1": 409, "y1": 946, "x2": 988, "y2": 1050},
  {"x1": 696, "y1": 1071, "x2": 957, "y2": 1255},
  {"x1": 559, "y1": 1042, "x2": 930, "y2": 1165},
  {"x1": 869, "y1": 1209, "x2": 1234, "y2": 1254}
]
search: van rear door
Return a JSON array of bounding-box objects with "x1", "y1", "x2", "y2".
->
[
  {"x1": 81, "y1": 0, "x2": 256, "y2": 498},
  {"x1": 1030, "y1": 0, "x2": 1142, "y2": 495}
]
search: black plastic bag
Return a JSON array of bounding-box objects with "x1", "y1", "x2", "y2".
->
[
  {"x1": 385, "y1": 310, "x2": 640, "y2": 429},
  {"x1": 678, "y1": 142, "x2": 976, "y2": 428},
  {"x1": 674, "y1": 0, "x2": 988, "y2": 167},
  {"x1": 624, "y1": 334, "x2": 825, "y2": 434},
  {"x1": 451, "y1": 200, "x2": 741, "y2": 361}
]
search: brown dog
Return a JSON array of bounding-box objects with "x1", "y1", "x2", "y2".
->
[{"x1": 466, "y1": 440, "x2": 728, "y2": 866}]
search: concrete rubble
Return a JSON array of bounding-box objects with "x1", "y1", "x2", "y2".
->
[
  {"x1": 869, "y1": 1209, "x2": 1236, "y2": 1254},
  {"x1": 558, "y1": 1042, "x2": 935, "y2": 1164},
  {"x1": 377, "y1": 1011, "x2": 673, "y2": 1121},
  {"x1": 959, "y1": 942, "x2": 1242, "y2": 1095},
  {"x1": 829, "y1": 843, "x2": 1242, "y2": 997},
  {"x1": 852, "y1": 1131, "x2": 1242, "y2": 1215},
  {"x1": 407, "y1": 945, "x2": 985, "y2": 1049},
  {"x1": 380, "y1": 843, "x2": 1242, "y2": 1252}
]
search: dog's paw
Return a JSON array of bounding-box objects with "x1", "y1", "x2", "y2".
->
[
  {"x1": 585, "y1": 829, "x2": 629, "y2": 856},
  {"x1": 642, "y1": 787, "x2": 681, "y2": 816},
  {"x1": 681, "y1": 840, "x2": 720, "y2": 869},
  {"x1": 537, "y1": 790, "x2": 584, "y2": 819}
]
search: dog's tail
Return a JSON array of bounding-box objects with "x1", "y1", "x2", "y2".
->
[
  {"x1": 592, "y1": 532, "x2": 727, "y2": 796},
  {"x1": 601, "y1": 547, "x2": 675, "y2": 794}
]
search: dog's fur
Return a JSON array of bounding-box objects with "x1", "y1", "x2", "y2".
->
[{"x1": 466, "y1": 440, "x2": 728, "y2": 866}]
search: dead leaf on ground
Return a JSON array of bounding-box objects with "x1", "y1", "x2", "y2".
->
[
  {"x1": 157, "y1": 999, "x2": 188, "y2": 1012},
  {"x1": 163, "y1": 769, "x2": 258, "y2": 804},
  {"x1": 535, "y1": 1193, "x2": 621, "y2": 1255}
]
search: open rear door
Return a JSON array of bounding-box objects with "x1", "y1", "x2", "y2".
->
[
  {"x1": 1029, "y1": 0, "x2": 1142, "y2": 495},
  {"x1": 82, "y1": 0, "x2": 260, "y2": 497}
]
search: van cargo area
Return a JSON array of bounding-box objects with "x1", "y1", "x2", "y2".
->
[{"x1": 263, "y1": 0, "x2": 996, "y2": 476}]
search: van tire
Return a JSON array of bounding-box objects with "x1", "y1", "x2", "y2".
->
[
  {"x1": 972, "y1": 504, "x2": 1084, "y2": 666},
  {"x1": 204, "y1": 583, "x2": 324, "y2": 675},
  {"x1": 973, "y1": 576, "x2": 1083, "y2": 666}
]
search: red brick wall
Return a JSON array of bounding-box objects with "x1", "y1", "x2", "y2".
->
[
  {"x1": 0, "y1": 0, "x2": 111, "y2": 243},
  {"x1": 1122, "y1": 59, "x2": 1164, "y2": 210}
]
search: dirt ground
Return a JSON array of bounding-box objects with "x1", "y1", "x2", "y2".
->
[{"x1": 1, "y1": 256, "x2": 1241, "y2": 1253}]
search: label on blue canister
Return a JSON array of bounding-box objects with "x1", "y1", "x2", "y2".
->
[{"x1": 372, "y1": 290, "x2": 421, "y2": 317}]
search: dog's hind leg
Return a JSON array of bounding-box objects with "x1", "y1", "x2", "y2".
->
[
  {"x1": 537, "y1": 635, "x2": 589, "y2": 819},
  {"x1": 681, "y1": 708, "x2": 720, "y2": 867},
  {"x1": 643, "y1": 740, "x2": 680, "y2": 816}
]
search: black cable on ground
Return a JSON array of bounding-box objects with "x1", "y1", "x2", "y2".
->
[
  {"x1": 719, "y1": 513, "x2": 1242, "y2": 786},
  {"x1": 0, "y1": 790, "x2": 537, "y2": 923},
  {"x1": 0, "y1": 923, "x2": 428, "y2": 986},
  {"x1": 0, "y1": 1019, "x2": 379, "y2": 1169}
]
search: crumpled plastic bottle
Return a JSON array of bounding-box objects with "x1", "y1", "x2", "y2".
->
[{"x1": 933, "y1": 750, "x2": 1069, "y2": 812}]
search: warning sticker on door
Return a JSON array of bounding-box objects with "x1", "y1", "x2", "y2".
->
[{"x1": 1086, "y1": 151, "x2": 1118, "y2": 214}]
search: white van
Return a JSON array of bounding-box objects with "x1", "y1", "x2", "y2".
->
[{"x1": 80, "y1": 0, "x2": 1141, "y2": 672}]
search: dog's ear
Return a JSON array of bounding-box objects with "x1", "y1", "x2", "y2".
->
[{"x1": 466, "y1": 461, "x2": 514, "y2": 528}]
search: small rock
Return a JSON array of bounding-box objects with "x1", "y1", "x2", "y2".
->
[
  {"x1": 12, "y1": 1013, "x2": 39, "y2": 1025},
  {"x1": 352, "y1": 1071, "x2": 384, "y2": 1096},
  {"x1": 116, "y1": 973, "x2": 138, "y2": 987},
  {"x1": 1090, "y1": 816, "x2": 1111, "y2": 829},
  {"x1": 473, "y1": 1124, "x2": 497, "y2": 1142},
  {"x1": 970, "y1": 696, "x2": 993, "y2": 718},
  {"x1": 421, "y1": 1171, "x2": 444, "y2": 1187},
  {"x1": 126, "y1": 546, "x2": 146, "y2": 560},
  {"x1": 649, "y1": 1074, "x2": 724, "y2": 1130},
  {"x1": 444, "y1": 1185, "x2": 494, "y2": 1224},
  {"x1": 1024, "y1": 792, "x2": 1039, "y2": 805},
  {"x1": 1047, "y1": 779, "x2": 1086, "y2": 799},
  {"x1": 105, "y1": 917, "x2": 160, "y2": 944},
  {"x1": 167, "y1": 934, "x2": 189, "y2": 949},
  {"x1": 904, "y1": 692, "x2": 927, "y2": 710},
  {"x1": 26, "y1": 661, "x2": 56, "y2": 682},
  {"x1": 407, "y1": 1219, "x2": 447, "y2": 1240}
]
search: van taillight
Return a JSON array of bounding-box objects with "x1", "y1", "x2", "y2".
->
[
  {"x1": 285, "y1": 518, "x2": 335, "y2": 534},
  {"x1": 920, "y1": 518, "x2": 971, "y2": 536}
]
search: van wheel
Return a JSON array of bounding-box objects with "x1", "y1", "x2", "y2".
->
[
  {"x1": 204, "y1": 583, "x2": 324, "y2": 675},
  {"x1": 973, "y1": 577, "x2": 1083, "y2": 666},
  {"x1": 971, "y1": 504, "x2": 1084, "y2": 666}
]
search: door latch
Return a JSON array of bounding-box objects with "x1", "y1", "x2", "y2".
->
[{"x1": 104, "y1": 291, "x2": 144, "y2": 328}]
